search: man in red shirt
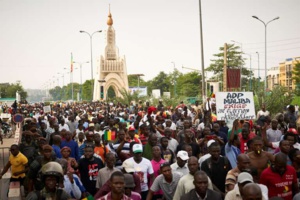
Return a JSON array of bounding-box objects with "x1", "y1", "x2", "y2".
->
[
  {"x1": 260, "y1": 152, "x2": 299, "y2": 200},
  {"x1": 238, "y1": 123, "x2": 256, "y2": 153}
]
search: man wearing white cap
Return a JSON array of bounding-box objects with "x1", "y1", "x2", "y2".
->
[
  {"x1": 171, "y1": 150, "x2": 189, "y2": 176},
  {"x1": 225, "y1": 172, "x2": 267, "y2": 200},
  {"x1": 198, "y1": 139, "x2": 216, "y2": 169},
  {"x1": 124, "y1": 144, "x2": 154, "y2": 200}
]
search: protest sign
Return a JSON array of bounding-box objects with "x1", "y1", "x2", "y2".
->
[
  {"x1": 43, "y1": 105, "x2": 51, "y2": 113},
  {"x1": 216, "y1": 92, "x2": 256, "y2": 121}
]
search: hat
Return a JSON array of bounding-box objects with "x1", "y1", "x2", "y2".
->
[
  {"x1": 122, "y1": 159, "x2": 135, "y2": 173},
  {"x1": 128, "y1": 126, "x2": 135, "y2": 131},
  {"x1": 132, "y1": 144, "x2": 143, "y2": 153},
  {"x1": 207, "y1": 139, "x2": 216, "y2": 148},
  {"x1": 89, "y1": 123, "x2": 95, "y2": 127},
  {"x1": 177, "y1": 150, "x2": 189, "y2": 161},
  {"x1": 288, "y1": 128, "x2": 298, "y2": 135},
  {"x1": 237, "y1": 172, "x2": 254, "y2": 184},
  {"x1": 124, "y1": 174, "x2": 135, "y2": 188}
]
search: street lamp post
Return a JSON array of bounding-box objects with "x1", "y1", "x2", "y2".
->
[
  {"x1": 74, "y1": 61, "x2": 89, "y2": 101},
  {"x1": 198, "y1": 0, "x2": 206, "y2": 102},
  {"x1": 171, "y1": 62, "x2": 176, "y2": 97},
  {"x1": 252, "y1": 16, "x2": 279, "y2": 91},
  {"x1": 129, "y1": 74, "x2": 144, "y2": 96},
  {"x1": 231, "y1": 40, "x2": 243, "y2": 91},
  {"x1": 79, "y1": 30, "x2": 102, "y2": 99},
  {"x1": 256, "y1": 52, "x2": 260, "y2": 91},
  {"x1": 244, "y1": 53, "x2": 252, "y2": 91}
]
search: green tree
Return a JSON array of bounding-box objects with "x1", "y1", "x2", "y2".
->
[
  {"x1": 176, "y1": 71, "x2": 202, "y2": 97},
  {"x1": 259, "y1": 85, "x2": 293, "y2": 116},
  {"x1": 147, "y1": 71, "x2": 172, "y2": 96},
  {"x1": 0, "y1": 81, "x2": 28, "y2": 100},
  {"x1": 114, "y1": 89, "x2": 142, "y2": 106},
  {"x1": 128, "y1": 75, "x2": 146, "y2": 87},
  {"x1": 82, "y1": 80, "x2": 94, "y2": 101},
  {"x1": 292, "y1": 62, "x2": 300, "y2": 94},
  {"x1": 206, "y1": 44, "x2": 253, "y2": 89}
]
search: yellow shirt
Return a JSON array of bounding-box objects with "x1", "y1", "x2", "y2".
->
[{"x1": 9, "y1": 152, "x2": 28, "y2": 178}]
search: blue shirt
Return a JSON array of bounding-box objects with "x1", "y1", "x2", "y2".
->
[
  {"x1": 61, "y1": 140, "x2": 79, "y2": 161},
  {"x1": 52, "y1": 145, "x2": 62, "y2": 158},
  {"x1": 225, "y1": 142, "x2": 240, "y2": 168}
]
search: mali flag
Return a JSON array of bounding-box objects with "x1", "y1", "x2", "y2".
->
[{"x1": 104, "y1": 130, "x2": 116, "y2": 141}]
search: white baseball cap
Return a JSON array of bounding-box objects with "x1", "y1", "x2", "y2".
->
[
  {"x1": 237, "y1": 172, "x2": 254, "y2": 184},
  {"x1": 132, "y1": 144, "x2": 143, "y2": 153},
  {"x1": 207, "y1": 139, "x2": 216, "y2": 148},
  {"x1": 177, "y1": 150, "x2": 189, "y2": 161},
  {"x1": 122, "y1": 159, "x2": 135, "y2": 173}
]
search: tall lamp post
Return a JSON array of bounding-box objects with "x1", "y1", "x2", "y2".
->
[
  {"x1": 244, "y1": 53, "x2": 252, "y2": 91},
  {"x1": 198, "y1": 0, "x2": 206, "y2": 102},
  {"x1": 171, "y1": 62, "x2": 176, "y2": 97},
  {"x1": 129, "y1": 74, "x2": 144, "y2": 96},
  {"x1": 79, "y1": 30, "x2": 102, "y2": 99},
  {"x1": 252, "y1": 16, "x2": 279, "y2": 91},
  {"x1": 74, "y1": 61, "x2": 89, "y2": 101},
  {"x1": 256, "y1": 52, "x2": 260, "y2": 92}
]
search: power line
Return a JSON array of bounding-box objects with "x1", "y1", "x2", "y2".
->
[
  {"x1": 243, "y1": 37, "x2": 300, "y2": 45},
  {"x1": 243, "y1": 42, "x2": 300, "y2": 50}
]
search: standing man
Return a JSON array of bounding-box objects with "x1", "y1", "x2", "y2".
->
[
  {"x1": 95, "y1": 152, "x2": 120, "y2": 189},
  {"x1": 125, "y1": 144, "x2": 154, "y2": 200},
  {"x1": 247, "y1": 136, "x2": 274, "y2": 182},
  {"x1": 260, "y1": 152, "x2": 299, "y2": 199},
  {"x1": 225, "y1": 154, "x2": 251, "y2": 192},
  {"x1": 98, "y1": 171, "x2": 132, "y2": 200},
  {"x1": 78, "y1": 145, "x2": 104, "y2": 196},
  {"x1": 164, "y1": 128, "x2": 178, "y2": 153},
  {"x1": 146, "y1": 162, "x2": 182, "y2": 200},
  {"x1": 201, "y1": 142, "x2": 232, "y2": 196},
  {"x1": 0, "y1": 144, "x2": 28, "y2": 187},
  {"x1": 170, "y1": 150, "x2": 189, "y2": 176},
  {"x1": 173, "y1": 156, "x2": 213, "y2": 200},
  {"x1": 211, "y1": 122, "x2": 228, "y2": 155},
  {"x1": 180, "y1": 171, "x2": 222, "y2": 200},
  {"x1": 266, "y1": 119, "x2": 282, "y2": 153},
  {"x1": 61, "y1": 131, "x2": 79, "y2": 160}
]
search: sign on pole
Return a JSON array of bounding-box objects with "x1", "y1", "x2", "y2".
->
[
  {"x1": 216, "y1": 92, "x2": 256, "y2": 121},
  {"x1": 43, "y1": 105, "x2": 51, "y2": 113}
]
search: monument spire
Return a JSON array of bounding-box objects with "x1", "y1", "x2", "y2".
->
[{"x1": 107, "y1": 4, "x2": 113, "y2": 26}]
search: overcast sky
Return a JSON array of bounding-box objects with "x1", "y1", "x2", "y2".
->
[{"x1": 0, "y1": 0, "x2": 299, "y2": 90}]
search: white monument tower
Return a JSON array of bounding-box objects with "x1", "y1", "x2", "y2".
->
[{"x1": 93, "y1": 8, "x2": 129, "y2": 101}]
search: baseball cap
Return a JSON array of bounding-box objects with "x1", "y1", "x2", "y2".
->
[
  {"x1": 132, "y1": 144, "x2": 143, "y2": 153},
  {"x1": 128, "y1": 126, "x2": 135, "y2": 131},
  {"x1": 237, "y1": 172, "x2": 254, "y2": 184},
  {"x1": 122, "y1": 159, "x2": 135, "y2": 173},
  {"x1": 288, "y1": 128, "x2": 298, "y2": 135},
  {"x1": 207, "y1": 139, "x2": 216, "y2": 148},
  {"x1": 124, "y1": 174, "x2": 135, "y2": 188},
  {"x1": 177, "y1": 150, "x2": 189, "y2": 161}
]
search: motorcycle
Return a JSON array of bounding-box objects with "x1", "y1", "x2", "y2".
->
[{"x1": 1, "y1": 122, "x2": 12, "y2": 138}]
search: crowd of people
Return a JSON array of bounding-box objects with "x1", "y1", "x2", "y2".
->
[{"x1": 0, "y1": 99, "x2": 300, "y2": 200}]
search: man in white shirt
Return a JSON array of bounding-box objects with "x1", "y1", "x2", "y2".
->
[
  {"x1": 171, "y1": 151, "x2": 189, "y2": 176},
  {"x1": 173, "y1": 156, "x2": 213, "y2": 200},
  {"x1": 124, "y1": 144, "x2": 154, "y2": 200},
  {"x1": 257, "y1": 104, "x2": 270, "y2": 120}
]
